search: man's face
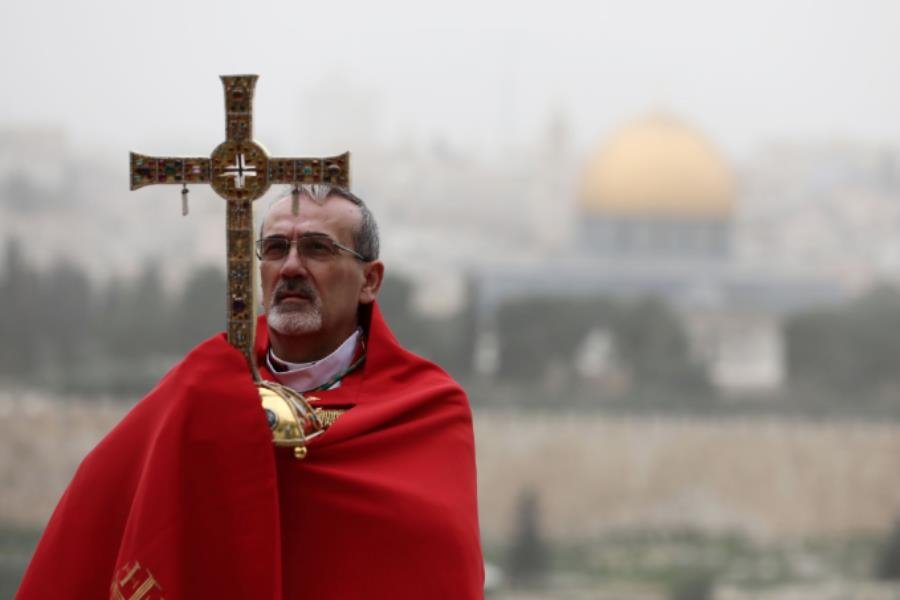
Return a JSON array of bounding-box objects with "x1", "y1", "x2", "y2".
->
[{"x1": 259, "y1": 194, "x2": 377, "y2": 355}]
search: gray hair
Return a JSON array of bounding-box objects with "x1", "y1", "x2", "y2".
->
[{"x1": 261, "y1": 184, "x2": 380, "y2": 261}]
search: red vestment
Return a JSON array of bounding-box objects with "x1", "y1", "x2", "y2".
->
[{"x1": 16, "y1": 304, "x2": 483, "y2": 599}]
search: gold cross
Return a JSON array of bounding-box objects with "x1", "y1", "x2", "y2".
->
[{"x1": 129, "y1": 75, "x2": 350, "y2": 379}]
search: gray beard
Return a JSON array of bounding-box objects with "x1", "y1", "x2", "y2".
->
[{"x1": 266, "y1": 301, "x2": 323, "y2": 335}]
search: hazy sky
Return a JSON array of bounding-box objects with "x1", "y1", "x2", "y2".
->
[{"x1": 2, "y1": 0, "x2": 899, "y2": 161}]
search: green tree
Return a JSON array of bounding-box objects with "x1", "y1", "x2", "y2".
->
[
  {"x1": 0, "y1": 237, "x2": 39, "y2": 376},
  {"x1": 507, "y1": 487, "x2": 549, "y2": 585},
  {"x1": 495, "y1": 294, "x2": 708, "y2": 393},
  {"x1": 496, "y1": 296, "x2": 609, "y2": 380},
  {"x1": 377, "y1": 272, "x2": 419, "y2": 346},
  {"x1": 785, "y1": 286, "x2": 900, "y2": 394},
  {"x1": 877, "y1": 518, "x2": 900, "y2": 580},
  {"x1": 171, "y1": 265, "x2": 226, "y2": 352},
  {"x1": 669, "y1": 569, "x2": 715, "y2": 600},
  {"x1": 38, "y1": 259, "x2": 95, "y2": 366},
  {"x1": 616, "y1": 297, "x2": 709, "y2": 393},
  {"x1": 100, "y1": 260, "x2": 170, "y2": 358}
]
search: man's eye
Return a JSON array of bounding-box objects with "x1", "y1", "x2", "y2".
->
[
  {"x1": 303, "y1": 240, "x2": 333, "y2": 255},
  {"x1": 263, "y1": 239, "x2": 288, "y2": 256}
]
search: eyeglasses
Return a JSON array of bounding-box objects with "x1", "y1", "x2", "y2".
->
[{"x1": 255, "y1": 234, "x2": 366, "y2": 262}]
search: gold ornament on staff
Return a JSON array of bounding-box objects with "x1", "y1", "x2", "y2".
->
[{"x1": 129, "y1": 75, "x2": 350, "y2": 459}]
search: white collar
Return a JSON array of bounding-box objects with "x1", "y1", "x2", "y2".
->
[{"x1": 266, "y1": 328, "x2": 362, "y2": 393}]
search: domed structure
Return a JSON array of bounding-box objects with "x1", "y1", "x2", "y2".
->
[
  {"x1": 580, "y1": 115, "x2": 734, "y2": 217},
  {"x1": 577, "y1": 114, "x2": 734, "y2": 261}
]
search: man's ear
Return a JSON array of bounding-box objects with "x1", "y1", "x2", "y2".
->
[{"x1": 358, "y1": 260, "x2": 385, "y2": 305}]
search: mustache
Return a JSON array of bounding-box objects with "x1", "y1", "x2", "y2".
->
[{"x1": 273, "y1": 278, "x2": 318, "y2": 303}]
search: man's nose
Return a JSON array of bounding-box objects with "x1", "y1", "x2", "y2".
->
[{"x1": 278, "y1": 244, "x2": 308, "y2": 276}]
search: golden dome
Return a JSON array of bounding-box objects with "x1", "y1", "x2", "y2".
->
[{"x1": 580, "y1": 115, "x2": 734, "y2": 217}]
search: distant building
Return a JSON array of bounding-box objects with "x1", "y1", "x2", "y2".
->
[
  {"x1": 579, "y1": 114, "x2": 734, "y2": 261},
  {"x1": 476, "y1": 114, "x2": 844, "y2": 395}
]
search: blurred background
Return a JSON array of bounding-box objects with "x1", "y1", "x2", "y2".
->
[{"x1": 3, "y1": 1, "x2": 900, "y2": 598}]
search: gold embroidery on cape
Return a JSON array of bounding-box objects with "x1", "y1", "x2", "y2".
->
[{"x1": 110, "y1": 561, "x2": 164, "y2": 600}]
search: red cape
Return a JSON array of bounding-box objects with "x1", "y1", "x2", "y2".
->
[{"x1": 17, "y1": 304, "x2": 483, "y2": 599}]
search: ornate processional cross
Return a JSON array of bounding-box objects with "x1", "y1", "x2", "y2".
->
[
  {"x1": 130, "y1": 74, "x2": 349, "y2": 377},
  {"x1": 129, "y1": 75, "x2": 346, "y2": 458}
]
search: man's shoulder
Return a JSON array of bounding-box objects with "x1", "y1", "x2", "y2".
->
[
  {"x1": 394, "y1": 343, "x2": 465, "y2": 394},
  {"x1": 360, "y1": 322, "x2": 471, "y2": 422},
  {"x1": 86, "y1": 332, "x2": 261, "y2": 468},
  {"x1": 370, "y1": 325, "x2": 463, "y2": 382}
]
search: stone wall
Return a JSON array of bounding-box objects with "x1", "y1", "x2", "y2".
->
[{"x1": 3, "y1": 390, "x2": 900, "y2": 544}]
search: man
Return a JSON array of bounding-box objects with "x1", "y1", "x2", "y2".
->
[{"x1": 17, "y1": 185, "x2": 484, "y2": 599}]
